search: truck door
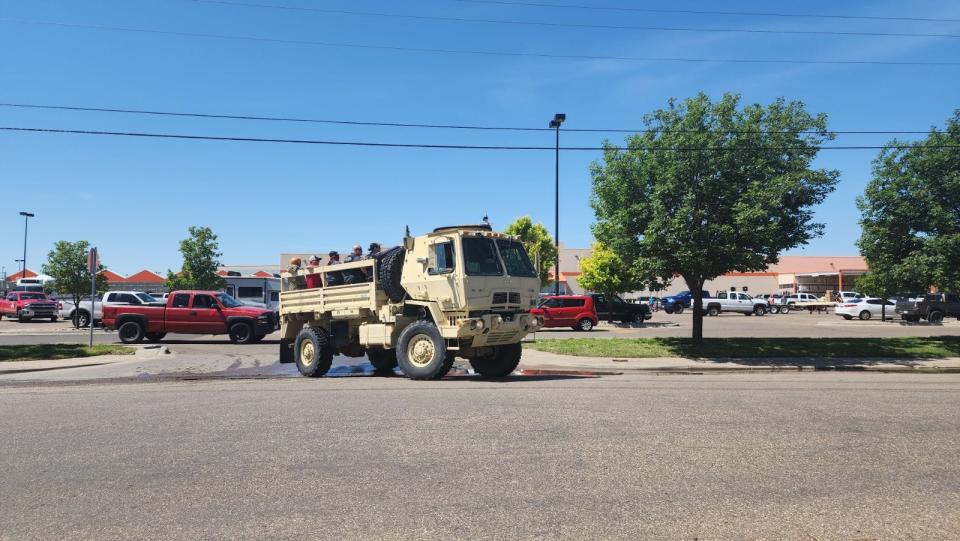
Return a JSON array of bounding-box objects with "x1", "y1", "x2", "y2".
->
[
  {"x1": 190, "y1": 294, "x2": 226, "y2": 334},
  {"x1": 164, "y1": 293, "x2": 194, "y2": 333}
]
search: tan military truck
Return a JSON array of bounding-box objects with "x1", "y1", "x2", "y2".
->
[{"x1": 278, "y1": 225, "x2": 543, "y2": 380}]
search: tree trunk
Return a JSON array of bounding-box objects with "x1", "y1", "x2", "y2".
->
[{"x1": 691, "y1": 285, "x2": 704, "y2": 343}]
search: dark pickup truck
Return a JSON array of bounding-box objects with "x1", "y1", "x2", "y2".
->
[
  {"x1": 895, "y1": 293, "x2": 960, "y2": 323},
  {"x1": 102, "y1": 290, "x2": 277, "y2": 344},
  {"x1": 590, "y1": 294, "x2": 652, "y2": 324}
]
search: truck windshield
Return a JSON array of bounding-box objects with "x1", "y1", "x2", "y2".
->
[
  {"x1": 20, "y1": 293, "x2": 46, "y2": 300},
  {"x1": 462, "y1": 237, "x2": 503, "y2": 276},
  {"x1": 135, "y1": 293, "x2": 158, "y2": 303},
  {"x1": 495, "y1": 239, "x2": 537, "y2": 278},
  {"x1": 215, "y1": 293, "x2": 244, "y2": 308}
]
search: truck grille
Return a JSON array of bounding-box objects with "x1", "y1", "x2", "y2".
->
[
  {"x1": 491, "y1": 292, "x2": 521, "y2": 305},
  {"x1": 27, "y1": 303, "x2": 56, "y2": 315}
]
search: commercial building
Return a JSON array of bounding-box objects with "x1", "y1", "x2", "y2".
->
[{"x1": 550, "y1": 246, "x2": 867, "y2": 300}]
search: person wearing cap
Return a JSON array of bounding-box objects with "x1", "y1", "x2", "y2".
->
[
  {"x1": 305, "y1": 255, "x2": 323, "y2": 289},
  {"x1": 325, "y1": 251, "x2": 344, "y2": 286},
  {"x1": 343, "y1": 244, "x2": 366, "y2": 284},
  {"x1": 364, "y1": 242, "x2": 382, "y2": 281}
]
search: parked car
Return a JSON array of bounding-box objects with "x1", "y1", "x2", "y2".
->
[
  {"x1": 835, "y1": 297, "x2": 896, "y2": 320},
  {"x1": 895, "y1": 293, "x2": 960, "y2": 323},
  {"x1": 590, "y1": 293, "x2": 651, "y2": 323},
  {"x1": 784, "y1": 293, "x2": 819, "y2": 307},
  {"x1": 0, "y1": 291, "x2": 59, "y2": 322},
  {"x1": 61, "y1": 290, "x2": 163, "y2": 327},
  {"x1": 705, "y1": 291, "x2": 769, "y2": 316},
  {"x1": 530, "y1": 295, "x2": 599, "y2": 331},
  {"x1": 660, "y1": 290, "x2": 712, "y2": 314},
  {"x1": 836, "y1": 291, "x2": 864, "y2": 302},
  {"x1": 101, "y1": 290, "x2": 277, "y2": 344}
]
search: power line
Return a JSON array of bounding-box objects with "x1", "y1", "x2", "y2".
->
[
  {"x1": 6, "y1": 18, "x2": 960, "y2": 67},
  {"x1": 194, "y1": 0, "x2": 960, "y2": 40},
  {"x1": 0, "y1": 102, "x2": 937, "y2": 135},
  {"x1": 3, "y1": 126, "x2": 956, "y2": 151},
  {"x1": 449, "y1": 0, "x2": 960, "y2": 24}
]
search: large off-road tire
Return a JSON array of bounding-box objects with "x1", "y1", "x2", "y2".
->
[
  {"x1": 378, "y1": 247, "x2": 407, "y2": 303},
  {"x1": 396, "y1": 320, "x2": 449, "y2": 380},
  {"x1": 118, "y1": 321, "x2": 144, "y2": 344},
  {"x1": 576, "y1": 318, "x2": 594, "y2": 331},
  {"x1": 469, "y1": 342, "x2": 522, "y2": 378},
  {"x1": 145, "y1": 332, "x2": 166, "y2": 342},
  {"x1": 928, "y1": 310, "x2": 944, "y2": 324},
  {"x1": 859, "y1": 310, "x2": 872, "y2": 321},
  {"x1": 706, "y1": 306, "x2": 720, "y2": 317},
  {"x1": 73, "y1": 310, "x2": 91, "y2": 328},
  {"x1": 295, "y1": 327, "x2": 333, "y2": 377},
  {"x1": 279, "y1": 338, "x2": 294, "y2": 363},
  {"x1": 367, "y1": 347, "x2": 398, "y2": 373}
]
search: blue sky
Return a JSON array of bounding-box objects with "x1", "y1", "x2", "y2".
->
[{"x1": 2, "y1": 0, "x2": 958, "y2": 276}]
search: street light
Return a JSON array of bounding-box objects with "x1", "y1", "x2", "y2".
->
[
  {"x1": 19, "y1": 212, "x2": 34, "y2": 281},
  {"x1": 548, "y1": 113, "x2": 565, "y2": 295}
]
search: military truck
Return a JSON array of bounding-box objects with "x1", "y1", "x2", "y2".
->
[{"x1": 278, "y1": 225, "x2": 543, "y2": 380}]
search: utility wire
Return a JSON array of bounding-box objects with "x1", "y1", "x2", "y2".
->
[
  {"x1": 449, "y1": 0, "x2": 960, "y2": 24},
  {"x1": 194, "y1": 0, "x2": 960, "y2": 40},
  {"x1": 2, "y1": 126, "x2": 956, "y2": 151},
  {"x1": 5, "y1": 18, "x2": 960, "y2": 67},
  {"x1": 0, "y1": 103, "x2": 936, "y2": 135}
]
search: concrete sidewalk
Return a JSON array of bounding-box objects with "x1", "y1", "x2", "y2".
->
[{"x1": 518, "y1": 348, "x2": 960, "y2": 373}]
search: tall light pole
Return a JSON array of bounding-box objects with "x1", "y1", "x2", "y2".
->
[
  {"x1": 19, "y1": 212, "x2": 35, "y2": 281},
  {"x1": 549, "y1": 113, "x2": 565, "y2": 295}
]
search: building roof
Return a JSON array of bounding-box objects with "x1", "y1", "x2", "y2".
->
[
  {"x1": 100, "y1": 269, "x2": 127, "y2": 283},
  {"x1": 219, "y1": 264, "x2": 282, "y2": 277},
  {"x1": 5, "y1": 269, "x2": 38, "y2": 281},
  {"x1": 125, "y1": 270, "x2": 166, "y2": 284}
]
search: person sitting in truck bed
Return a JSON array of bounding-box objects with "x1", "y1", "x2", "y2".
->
[
  {"x1": 342, "y1": 245, "x2": 366, "y2": 284},
  {"x1": 305, "y1": 255, "x2": 323, "y2": 289},
  {"x1": 364, "y1": 242, "x2": 382, "y2": 281},
  {"x1": 325, "y1": 251, "x2": 344, "y2": 286}
]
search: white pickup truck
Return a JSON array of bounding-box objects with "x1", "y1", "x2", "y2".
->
[
  {"x1": 60, "y1": 291, "x2": 164, "y2": 327},
  {"x1": 705, "y1": 291, "x2": 769, "y2": 316}
]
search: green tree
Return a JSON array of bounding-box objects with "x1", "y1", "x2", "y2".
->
[
  {"x1": 503, "y1": 216, "x2": 558, "y2": 287},
  {"x1": 43, "y1": 240, "x2": 109, "y2": 326},
  {"x1": 591, "y1": 93, "x2": 838, "y2": 342},
  {"x1": 166, "y1": 226, "x2": 227, "y2": 291},
  {"x1": 856, "y1": 111, "x2": 960, "y2": 296},
  {"x1": 576, "y1": 242, "x2": 641, "y2": 322}
]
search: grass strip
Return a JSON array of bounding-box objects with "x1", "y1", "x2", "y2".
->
[
  {"x1": 526, "y1": 337, "x2": 960, "y2": 359},
  {"x1": 0, "y1": 344, "x2": 135, "y2": 362}
]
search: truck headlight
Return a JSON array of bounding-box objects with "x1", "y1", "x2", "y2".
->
[{"x1": 470, "y1": 319, "x2": 484, "y2": 331}]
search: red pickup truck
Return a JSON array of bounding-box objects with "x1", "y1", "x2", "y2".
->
[
  {"x1": 0, "y1": 291, "x2": 60, "y2": 322},
  {"x1": 102, "y1": 290, "x2": 277, "y2": 344}
]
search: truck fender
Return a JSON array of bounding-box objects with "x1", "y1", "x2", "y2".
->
[
  {"x1": 225, "y1": 315, "x2": 257, "y2": 330},
  {"x1": 115, "y1": 313, "x2": 148, "y2": 331},
  {"x1": 401, "y1": 300, "x2": 444, "y2": 326}
]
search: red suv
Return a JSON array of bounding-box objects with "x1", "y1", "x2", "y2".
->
[{"x1": 530, "y1": 295, "x2": 599, "y2": 331}]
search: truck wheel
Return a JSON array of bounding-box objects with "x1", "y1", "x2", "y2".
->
[
  {"x1": 378, "y1": 247, "x2": 407, "y2": 303},
  {"x1": 859, "y1": 310, "x2": 872, "y2": 321},
  {"x1": 279, "y1": 338, "x2": 295, "y2": 364},
  {"x1": 470, "y1": 342, "x2": 522, "y2": 378},
  {"x1": 769, "y1": 305, "x2": 780, "y2": 314},
  {"x1": 780, "y1": 305, "x2": 791, "y2": 315},
  {"x1": 367, "y1": 347, "x2": 398, "y2": 373},
  {"x1": 145, "y1": 332, "x2": 166, "y2": 342},
  {"x1": 673, "y1": 306, "x2": 684, "y2": 315},
  {"x1": 396, "y1": 321, "x2": 449, "y2": 380},
  {"x1": 928, "y1": 310, "x2": 944, "y2": 323},
  {"x1": 753, "y1": 305, "x2": 766, "y2": 316},
  {"x1": 17, "y1": 310, "x2": 27, "y2": 323},
  {"x1": 295, "y1": 327, "x2": 333, "y2": 377},
  {"x1": 118, "y1": 321, "x2": 145, "y2": 344},
  {"x1": 576, "y1": 318, "x2": 594, "y2": 331},
  {"x1": 229, "y1": 321, "x2": 255, "y2": 344},
  {"x1": 706, "y1": 306, "x2": 720, "y2": 317},
  {"x1": 663, "y1": 307, "x2": 673, "y2": 314},
  {"x1": 74, "y1": 310, "x2": 91, "y2": 328}
]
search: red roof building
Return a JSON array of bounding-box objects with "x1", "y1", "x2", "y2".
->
[{"x1": 5, "y1": 269, "x2": 38, "y2": 282}]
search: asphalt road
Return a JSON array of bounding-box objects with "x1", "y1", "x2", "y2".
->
[{"x1": 1, "y1": 372, "x2": 958, "y2": 539}]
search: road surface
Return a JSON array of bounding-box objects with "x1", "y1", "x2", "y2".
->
[{"x1": 1, "y1": 372, "x2": 957, "y2": 539}]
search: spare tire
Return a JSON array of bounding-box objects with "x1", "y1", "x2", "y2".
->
[{"x1": 378, "y1": 246, "x2": 407, "y2": 303}]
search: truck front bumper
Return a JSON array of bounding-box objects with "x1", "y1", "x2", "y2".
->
[{"x1": 450, "y1": 313, "x2": 541, "y2": 347}]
